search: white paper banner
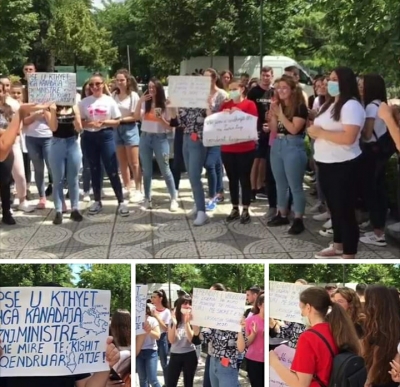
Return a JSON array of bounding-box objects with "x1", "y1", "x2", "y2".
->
[
  {"x1": 135, "y1": 284, "x2": 148, "y2": 335},
  {"x1": 168, "y1": 76, "x2": 211, "y2": 108},
  {"x1": 269, "y1": 281, "x2": 310, "y2": 324},
  {"x1": 0, "y1": 287, "x2": 111, "y2": 376},
  {"x1": 269, "y1": 345, "x2": 296, "y2": 387},
  {"x1": 28, "y1": 73, "x2": 76, "y2": 106},
  {"x1": 192, "y1": 288, "x2": 246, "y2": 331},
  {"x1": 203, "y1": 110, "x2": 258, "y2": 147}
]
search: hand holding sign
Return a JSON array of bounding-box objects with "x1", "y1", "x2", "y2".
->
[
  {"x1": 143, "y1": 320, "x2": 151, "y2": 334},
  {"x1": 105, "y1": 336, "x2": 120, "y2": 368}
]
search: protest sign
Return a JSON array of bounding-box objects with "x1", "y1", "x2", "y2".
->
[
  {"x1": 28, "y1": 73, "x2": 76, "y2": 106},
  {"x1": 192, "y1": 288, "x2": 246, "y2": 331},
  {"x1": 0, "y1": 287, "x2": 111, "y2": 376},
  {"x1": 270, "y1": 345, "x2": 296, "y2": 387},
  {"x1": 269, "y1": 281, "x2": 310, "y2": 324},
  {"x1": 203, "y1": 110, "x2": 258, "y2": 147},
  {"x1": 136, "y1": 284, "x2": 148, "y2": 335},
  {"x1": 167, "y1": 76, "x2": 210, "y2": 108}
]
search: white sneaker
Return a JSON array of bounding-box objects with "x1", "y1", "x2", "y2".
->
[
  {"x1": 313, "y1": 212, "x2": 330, "y2": 221},
  {"x1": 129, "y1": 190, "x2": 143, "y2": 203},
  {"x1": 319, "y1": 228, "x2": 333, "y2": 237},
  {"x1": 309, "y1": 202, "x2": 323, "y2": 214},
  {"x1": 118, "y1": 202, "x2": 130, "y2": 217},
  {"x1": 188, "y1": 204, "x2": 197, "y2": 217},
  {"x1": 83, "y1": 192, "x2": 91, "y2": 202},
  {"x1": 315, "y1": 244, "x2": 343, "y2": 259},
  {"x1": 18, "y1": 201, "x2": 35, "y2": 213},
  {"x1": 193, "y1": 211, "x2": 209, "y2": 226},
  {"x1": 123, "y1": 188, "x2": 130, "y2": 199},
  {"x1": 88, "y1": 201, "x2": 103, "y2": 215},
  {"x1": 11, "y1": 198, "x2": 19, "y2": 209},
  {"x1": 170, "y1": 199, "x2": 179, "y2": 212},
  {"x1": 360, "y1": 233, "x2": 387, "y2": 247},
  {"x1": 322, "y1": 219, "x2": 332, "y2": 229},
  {"x1": 142, "y1": 199, "x2": 152, "y2": 210}
]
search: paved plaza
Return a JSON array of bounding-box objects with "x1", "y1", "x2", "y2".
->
[{"x1": 0, "y1": 175, "x2": 399, "y2": 259}]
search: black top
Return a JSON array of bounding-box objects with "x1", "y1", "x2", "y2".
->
[
  {"x1": 0, "y1": 374, "x2": 91, "y2": 387},
  {"x1": 247, "y1": 85, "x2": 275, "y2": 132},
  {"x1": 53, "y1": 112, "x2": 78, "y2": 139},
  {"x1": 277, "y1": 103, "x2": 308, "y2": 135}
]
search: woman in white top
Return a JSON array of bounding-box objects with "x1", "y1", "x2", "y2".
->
[
  {"x1": 79, "y1": 73, "x2": 129, "y2": 217},
  {"x1": 308, "y1": 67, "x2": 366, "y2": 259},
  {"x1": 112, "y1": 69, "x2": 142, "y2": 203},
  {"x1": 358, "y1": 74, "x2": 392, "y2": 248},
  {"x1": 134, "y1": 78, "x2": 178, "y2": 212}
]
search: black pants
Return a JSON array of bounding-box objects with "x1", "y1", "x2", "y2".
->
[
  {"x1": 317, "y1": 156, "x2": 361, "y2": 255},
  {"x1": 167, "y1": 351, "x2": 198, "y2": 387},
  {"x1": 266, "y1": 144, "x2": 277, "y2": 208},
  {"x1": 246, "y1": 358, "x2": 264, "y2": 387},
  {"x1": 222, "y1": 150, "x2": 255, "y2": 207},
  {"x1": 360, "y1": 146, "x2": 389, "y2": 229},
  {"x1": 0, "y1": 151, "x2": 14, "y2": 216},
  {"x1": 172, "y1": 127, "x2": 184, "y2": 190},
  {"x1": 22, "y1": 152, "x2": 31, "y2": 184}
]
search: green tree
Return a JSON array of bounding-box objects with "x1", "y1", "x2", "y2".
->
[
  {"x1": 0, "y1": 264, "x2": 73, "y2": 287},
  {"x1": 78, "y1": 264, "x2": 131, "y2": 312},
  {"x1": 0, "y1": 0, "x2": 39, "y2": 73},
  {"x1": 45, "y1": 0, "x2": 117, "y2": 72}
]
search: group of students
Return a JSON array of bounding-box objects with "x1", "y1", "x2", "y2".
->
[
  {"x1": 269, "y1": 280, "x2": 400, "y2": 387},
  {"x1": 136, "y1": 285, "x2": 265, "y2": 387}
]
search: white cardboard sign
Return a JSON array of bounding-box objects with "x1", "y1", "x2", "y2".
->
[
  {"x1": 135, "y1": 284, "x2": 148, "y2": 335},
  {"x1": 269, "y1": 344, "x2": 296, "y2": 387},
  {"x1": 168, "y1": 76, "x2": 211, "y2": 109}
]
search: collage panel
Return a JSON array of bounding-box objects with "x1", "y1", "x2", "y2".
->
[
  {"x1": 0, "y1": 263, "x2": 132, "y2": 387},
  {"x1": 135, "y1": 263, "x2": 265, "y2": 387},
  {"x1": 268, "y1": 263, "x2": 400, "y2": 387}
]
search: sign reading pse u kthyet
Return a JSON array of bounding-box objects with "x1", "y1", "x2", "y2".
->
[{"x1": 0, "y1": 287, "x2": 111, "y2": 377}]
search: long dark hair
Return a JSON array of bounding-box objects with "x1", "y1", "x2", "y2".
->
[
  {"x1": 251, "y1": 292, "x2": 264, "y2": 314},
  {"x1": 318, "y1": 67, "x2": 361, "y2": 121},
  {"x1": 110, "y1": 309, "x2": 131, "y2": 348},
  {"x1": 300, "y1": 287, "x2": 360, "y2": 354},
  {"x1": 175, "y1": 295, "x2": 192, "y2": 325},
  {"x1": 152, "y1": 289, "x2": 169, "y2": 308},
  {"x1": 0, "y1": 83, "x2": 13, "y2": 122},
  {"x1": 363, "y1": 73, "x2": 387, "y2": 107},
  {"x1": 145, "y1": 77, "x2": 166, "y2": 114}
]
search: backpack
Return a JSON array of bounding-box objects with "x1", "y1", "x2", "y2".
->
[{"x1": 308, "y1": 329, "x2": 367, "y2": 387}]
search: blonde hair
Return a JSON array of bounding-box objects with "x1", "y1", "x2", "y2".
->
[{"x1": 277, "y1": 75, "x2": 305, "y2": 120}]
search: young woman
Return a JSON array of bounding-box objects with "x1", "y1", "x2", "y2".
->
[
  {"x1": 135, "y1": 78, "x2": 178, "y2": 211},
  {"x1": 150, "y1": 289, "x2": 171, "y2": 385},
  {"x1": 167, "y1": 296, "x2": 197, "y2": 387},
  {"x1": 268, "y1": 75, "x2": 308, "y2": 234},
  {"x1": 220, "y1": 70, "x2": 233, "y2": 92},
  {"x1": 219, "y1": 79, "x2": 258, "y2": 224},
  {"x1": 270, "y1": 286, "x2": 361, "y2": 387},
  {"x1": 79, "y1": 73, "x2": 129, "y2": 217},
  {"x1": 48, "y1": 102, "x2": 83, "y2": 224},
  {"x1": 309, "y1": 67, "x2": 366, "y2": 258},
  {"x1": 110, "y1": 309, "x2": 131, "y2": 377},
  {"x1": 112, "y1": 69, "x2": 142, "y2": 203}
]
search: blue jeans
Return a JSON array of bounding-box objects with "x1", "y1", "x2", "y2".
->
[
  {"x1": 25, "y1": 136, "x2": 52, "y2": 198},
  {"x1": 114, "y1": 123, "x2": 140, "y2": 146},
  {"x1": 182, "y1": 134, "x2": 207, "y2": 212},
  {"x1": 80, "y1": 133, "x2": 104, "y2": 193},
  {"x1": 81, "y1": 129, "x2": 123, "y2": 203},
  {"x1": 48, "y1": 136, "x2": 81, "y2": 212},
  {"x1": 157, "y1": 332, "x2": 169, "y2": 383},
  {"x1": 136, "y1": 349, "x2": 161, "y2": 387},
  {"x1": 139, "y1": 132, "x2": 176, "y2": 200},
  {"x1": 204, "y1": 354, "x2": 212, "y2": 387},
  {"x1": 270, "y1": 135, "x2": 307, "y2": 214},
  {"x1": 209, "y1": 356, "x2": 239, "y2": 387},
  {"x1": 205, "y1": 146, "x2": 223, "y2": 198}
]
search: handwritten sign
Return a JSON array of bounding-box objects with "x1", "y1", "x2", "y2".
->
[
  {"x1": 270, "y1": 345, "x2": 296, "y2": 387},
  {"x1": 192, "y1": 288, "x2": 246, "y2": 331},
  {"x1": 168, "y1": 76, "x2": 211, "y2": 108},
  {"x1": 203, "y1": 110, "x2": 258, "y2": 147},
  {"x1": 28, "y1": 73, "x2": 76, "y2": 106},
  {"x1": 269, "y1": 281, "x2": 310, "y2": 324},
  {"x1": 0, "y1": 287, "x2": 111, "y2": 376},
  {"x1": 136, "y1": 285, "x2": 148, "y2": 335}
]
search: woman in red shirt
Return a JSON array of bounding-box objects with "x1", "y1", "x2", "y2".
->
[
  {"x1": 219, "y1": 79, "x2": 258, "y2": 224},
  {"x1": 270, "y1": 287, "x2": 361, "y2": 387}
]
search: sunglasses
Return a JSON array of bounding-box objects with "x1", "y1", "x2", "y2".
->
[{"x1": 89, "y1": 82, "x2": 103, "y2": 88}]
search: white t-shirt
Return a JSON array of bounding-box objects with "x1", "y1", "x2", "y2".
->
[
  {"x1": 363, "y1": 100, "x2": 387, "y2": 143},
  {"x1": 155, "y1": 308, "x2": 172, "y2": 332},
  {"x1": 79, "y1": 95, "x2": 121, "y2": 131},
  {"x1": 75, "y1": 93, "x2": 81, "y2": 104},
  {"x1": 25, "y1": 113, "x2": 52, "y2": 138},
  {"x1": 142, "y1": 316, "x2": 159, "y2": 350},
  {"x1": 314, "y1": 99, "x2": 366, "y2": 163},
  {"x1": 113, "y1": 92, "x2": 140, "y2": 118},
  {"x1": 6, "y1": 96, "x2": 20, "y2": 113}
]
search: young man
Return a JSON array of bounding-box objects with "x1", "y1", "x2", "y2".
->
[{"x1": 284, "y1": 65, "x2": 309, "y2": 104}]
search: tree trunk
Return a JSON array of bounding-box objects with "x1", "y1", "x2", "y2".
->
[{"x1": 228, "y1": 39, "x2": 235, "y2": 74}]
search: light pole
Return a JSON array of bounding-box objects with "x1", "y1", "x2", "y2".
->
[{"x1": 260, "y1": 0, "x2": 264, "y2": 71}]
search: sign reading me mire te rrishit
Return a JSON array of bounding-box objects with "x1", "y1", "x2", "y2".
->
[{"x1": 0, "y1": 287, "x2": 111, "y2": 377}]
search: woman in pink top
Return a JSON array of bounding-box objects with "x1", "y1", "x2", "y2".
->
[{"x1": 237, "y1": 292, "x2": 264, "y2": 387}]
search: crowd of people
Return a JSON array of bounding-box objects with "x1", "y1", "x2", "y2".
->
[
  {"x1": 136, "y1": 285, "x2": 264, "y2": 387},
  {"x1": 0, "y1": 63, "x2": 399, "y2": 258},
  {"x1": 269, "y1": 280, "x2": 400, "y2": 387}
]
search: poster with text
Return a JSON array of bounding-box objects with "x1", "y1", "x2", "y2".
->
[
  {"x1": 203, "y1": 110, "x2": 258, "y2": 147},
  {"x1": 0, "y1": 287, "x2": 111, "y2": 376},
  {"x1": 136, "y1": 284, "x2": 148, "y2": 335},
  {"x1": 269, "y1": 281, "x2": 310, "y2": 324},
  {"x1": 269, "y1": 345, "x2": 296, "y2": 387},
  {"x1": 168, "y1": 76, "x2": 210, "y2": 108},
  {"x1": 192, "y1": 288, "x2": 246, "y2": 331},
  {"x1": 28, "y1": 73, "x2": 76, "y2": 106}
]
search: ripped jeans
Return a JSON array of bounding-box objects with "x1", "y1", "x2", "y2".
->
[{"x1": 139, "y1": 132, "x2": 176, "y2": 200}]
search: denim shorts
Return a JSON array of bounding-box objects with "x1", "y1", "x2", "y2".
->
[{"x1": 114, "y1": 123, "x2": 140, "y2": 146}]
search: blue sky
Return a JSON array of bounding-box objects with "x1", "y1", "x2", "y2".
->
[{"x1": 70, "y1": 264, "x2": 84, "y2": 284}]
